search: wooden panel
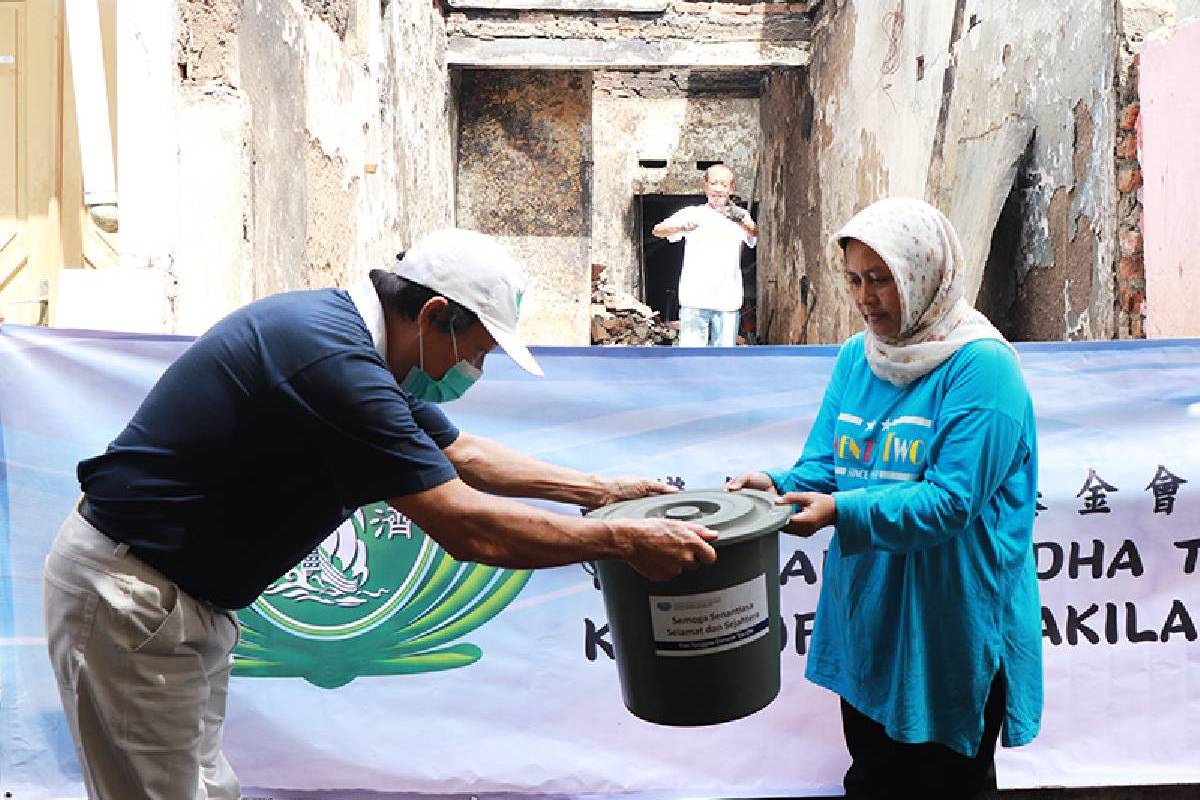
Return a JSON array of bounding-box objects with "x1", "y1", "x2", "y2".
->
[
  {"x1": 0, "y1": 5, "x2": 18, "y2": 231},
  {"x1": 60, "y1": 0, "x2": 83, "y2": 270},
  {"x1": 0, "y1": 1, "x2": 25, "y2": 311},
  {"x1": 23, "y1": 0, "x2": 56, "y2": 228},
  {"x1": 7, "y1": 0, "x2": 62, "y2": 324}
]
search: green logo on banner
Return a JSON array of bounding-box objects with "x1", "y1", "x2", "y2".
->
[{"x1": 233, "y1": 502, "x2": 531, "y2": 689}]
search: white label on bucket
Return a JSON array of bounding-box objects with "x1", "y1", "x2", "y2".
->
[{"x1": 648, "y1": 574, "x2": 770, "y2": 658}]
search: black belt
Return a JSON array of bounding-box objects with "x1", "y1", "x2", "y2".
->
[{"x1": 77, "y1": 496, "x2": 119, "y2": 544}]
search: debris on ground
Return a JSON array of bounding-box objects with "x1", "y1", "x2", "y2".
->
[{"x1": 589, "y1": 264, "x2": 678, "y2": 346}]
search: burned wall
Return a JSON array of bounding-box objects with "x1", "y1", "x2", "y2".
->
[
  {"x1": 592, "y1": 69, "x2": 761, "y2": 301},
  {"x1": 759, "y1": 0, "x2": 1122, "y2": 344},
  {"x1": 456, "y1": 69, "x2": 593, "y2": 345},
  {"x1": 445, "y1": 2, "x2": 816, "y2": 69},
  {"x1": 241, "y1": 0, "x2": 457, "y2": 300},
  {"x1": 120, "y1": 0, "x2": 456, "y2": 334},
  {"x1": 757, "y1": 67, "x2": 849, "y2": 344}
]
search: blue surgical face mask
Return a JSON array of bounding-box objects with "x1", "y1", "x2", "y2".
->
[{"x1": 400, "y1": 327, "x2": 481, "y2": 403}]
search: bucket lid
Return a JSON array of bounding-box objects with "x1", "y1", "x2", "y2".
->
[{"x1": 587, "y1": 489, "x2": 790, "y2": 548}]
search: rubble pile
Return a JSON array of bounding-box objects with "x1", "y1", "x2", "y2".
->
[{"x1": 589, "y1": 266, "x2": 677, "y2": 346}]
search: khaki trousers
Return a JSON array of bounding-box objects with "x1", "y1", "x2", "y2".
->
[{"x1": 43, "y1": 510, "x2": 241, "y2": 800}]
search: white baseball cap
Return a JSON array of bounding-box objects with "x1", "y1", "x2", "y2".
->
[{"x1": 393, "y1": 228, "x2": 543, "y2": 376}]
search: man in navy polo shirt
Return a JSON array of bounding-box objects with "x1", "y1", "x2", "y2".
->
[{"x1": 43, "y1": 229, "x2": 718, "y2": 800}]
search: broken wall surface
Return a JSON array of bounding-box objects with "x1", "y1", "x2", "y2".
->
[
  {"x1": 1139, "y1": 20, "x2": 1200, "y2": 337},
  {"x1": 456, "y1": 69, "x2": 593, "y2": 345},
  {"x1": 591, "y1": 69, "x2": 761, "y2": 300},
  {"x1": 118, "y1": 0, "x2": 455, "y2": 335},
  {"x1": 759, "y1": 0, "x2": 1121, "y2": 345},
  {"x1": 445, "y1": 1, "x2": 816, "y2": 69}
]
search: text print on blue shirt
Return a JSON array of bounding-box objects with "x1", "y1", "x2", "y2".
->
[{"x1": 833, "y1": 412, "x2": 933, "y2": 483}]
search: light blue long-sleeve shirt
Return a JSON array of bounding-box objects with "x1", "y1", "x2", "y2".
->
[{"x1": 766, "y1": 334, "x2": 1043, "y2": 757}]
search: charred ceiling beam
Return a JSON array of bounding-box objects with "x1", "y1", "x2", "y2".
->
[
  {"x1": 446, "y1": 0, "x2": 669, "y2": 9},
  {"x1": 447, "y1": 38, "x2": 810, "y2": 69}
]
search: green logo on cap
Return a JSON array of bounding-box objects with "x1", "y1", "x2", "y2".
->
[
  {"x1": 514, "y1": 288, "x2": 524, "y2": 315},
  {"x1": 232, "y1": 502, "x2": 531, "y2": 688}
]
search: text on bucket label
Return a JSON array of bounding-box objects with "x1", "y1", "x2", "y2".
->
[{"x1": 648, "y1": 574, "x2": 769, "y2": 658}]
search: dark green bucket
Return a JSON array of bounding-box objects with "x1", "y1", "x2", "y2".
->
[{"x1": 588, "y1": 489, "x2": 790, "y2": 726}]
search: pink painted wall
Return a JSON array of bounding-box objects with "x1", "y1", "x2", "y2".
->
[{"x1": 1140, "y1": 21, "x2": 1200, "y2": 338}]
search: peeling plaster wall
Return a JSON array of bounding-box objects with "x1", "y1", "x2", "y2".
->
[
  {"x1": 241, "y1": 0, "x2": 456, "y2": 301},
  {"x1": 1120, "y1": 0, "x2": 1178, "y2": 68},
  {"x1": 117, "y1": 0, "x2": 455, "y2": 334},
  {"x1": 759, "y1": 0, "x2": 1121, "y2": 344},
  {"x1": 592, "y1": 69, "x2": 760, "y2": 298},
  {"x1": 455, "y1": 70, "x2": 592, "y2": 345},
  {"x1": 240, "y1": 0, "x2": 307, "y2": 299},
  {"x1": 758, "y1": 67, "x2": 835, "y2": 343},
  {"x1": 119, "y1": 0, "x2": 256, "y2": 332},
  {"x1": 118, "y1": 0, "x2": 188, "y2": 326},
  {"x1": 1139, "y1": 20, "x2": 1200, "y2": 337}
]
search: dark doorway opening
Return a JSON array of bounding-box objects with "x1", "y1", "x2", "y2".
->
[
  {"x1": 977, "y1": 135, "x2": 1036, "y2": 341},
  {"x1": 638, "y1": 194, "x2": 702, "y2": 323},
  {"x1": 976, "y1": 181, "x2": 1022, "y2": 340},
  {"x1": 636, "y1": 194, "x2": 759, "y2": 337}
]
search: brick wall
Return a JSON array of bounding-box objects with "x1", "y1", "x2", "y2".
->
[{"x1": 1115, "y1": 72, "x2": 1146, "y2": 339}]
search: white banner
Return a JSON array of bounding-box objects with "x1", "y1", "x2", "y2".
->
[{"x1": 1, "y1": 328, "x2": 1198, "y2": 797}]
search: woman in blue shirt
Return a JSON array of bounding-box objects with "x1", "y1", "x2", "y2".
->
[{"x1": 729, "y1": 198, "x2": 1042, "y2": 799}]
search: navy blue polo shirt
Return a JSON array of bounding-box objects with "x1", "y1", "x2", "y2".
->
[{"x1": 77, "y1": 286, "x2": 459, "y2": 609}]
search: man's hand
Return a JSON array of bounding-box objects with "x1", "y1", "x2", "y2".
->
[
  {"x1": 725, "y1": 472, "x2": 777, "y2": 493},
  {"x1": 776, "y1": 492, "x2": 837, "y2": 537},
  {"x1": 724, "y1": 203, "x2": 750, "y2": 224},
  {"x1": 597, "y1": 477, "x2": 679, "y2": 507},
  {"x1": 617, "y1": 519, "x2": 718, "y2": 581}
]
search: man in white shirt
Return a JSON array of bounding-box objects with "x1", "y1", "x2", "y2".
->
[{"x1": 651, "y1": 164, "x2": 758, "y2": 346}]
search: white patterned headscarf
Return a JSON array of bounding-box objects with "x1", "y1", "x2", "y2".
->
[{"x1": 829, "y1": 197, "x2": 1013, "y2": 387}]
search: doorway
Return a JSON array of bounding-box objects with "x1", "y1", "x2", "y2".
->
[
  {"x1": 637, "y1": 194, "x2": 700, "y2": 323},
  {"x1": 636, "y1": 193, "x2": 758, "y2": 339}
]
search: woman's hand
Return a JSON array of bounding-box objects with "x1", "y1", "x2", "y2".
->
[
  {"x1": 776, "y1": 492, "x2": 837, "y2": 537},
  {"x1": 724, "y1": 472, "x2": 777, "y2": 493}
]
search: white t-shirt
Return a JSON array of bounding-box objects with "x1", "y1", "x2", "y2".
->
[{"x1": 664, "y1": 204, "x2": 757, "y2": 312}]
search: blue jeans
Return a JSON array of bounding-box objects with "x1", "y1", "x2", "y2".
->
[{"x1": 678, "y1": 306, "x2": 740, "y2": 347}]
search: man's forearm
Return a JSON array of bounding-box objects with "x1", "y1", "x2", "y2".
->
[
  {"x1": 392, "y1": 479, "x2": 629, "y2": 568},
  {"x1": 445, "y1": 432, "x2": 609, "y2": 506},
  {"x1": 652, "y1": 221, "x2": 689, "y2": 239},
  {"x1": 390, "y1": 477, "x2": 716, "y2": 581},
  {"x1": 461, "y1": 503, "x2": 628, "y2": 568}
]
